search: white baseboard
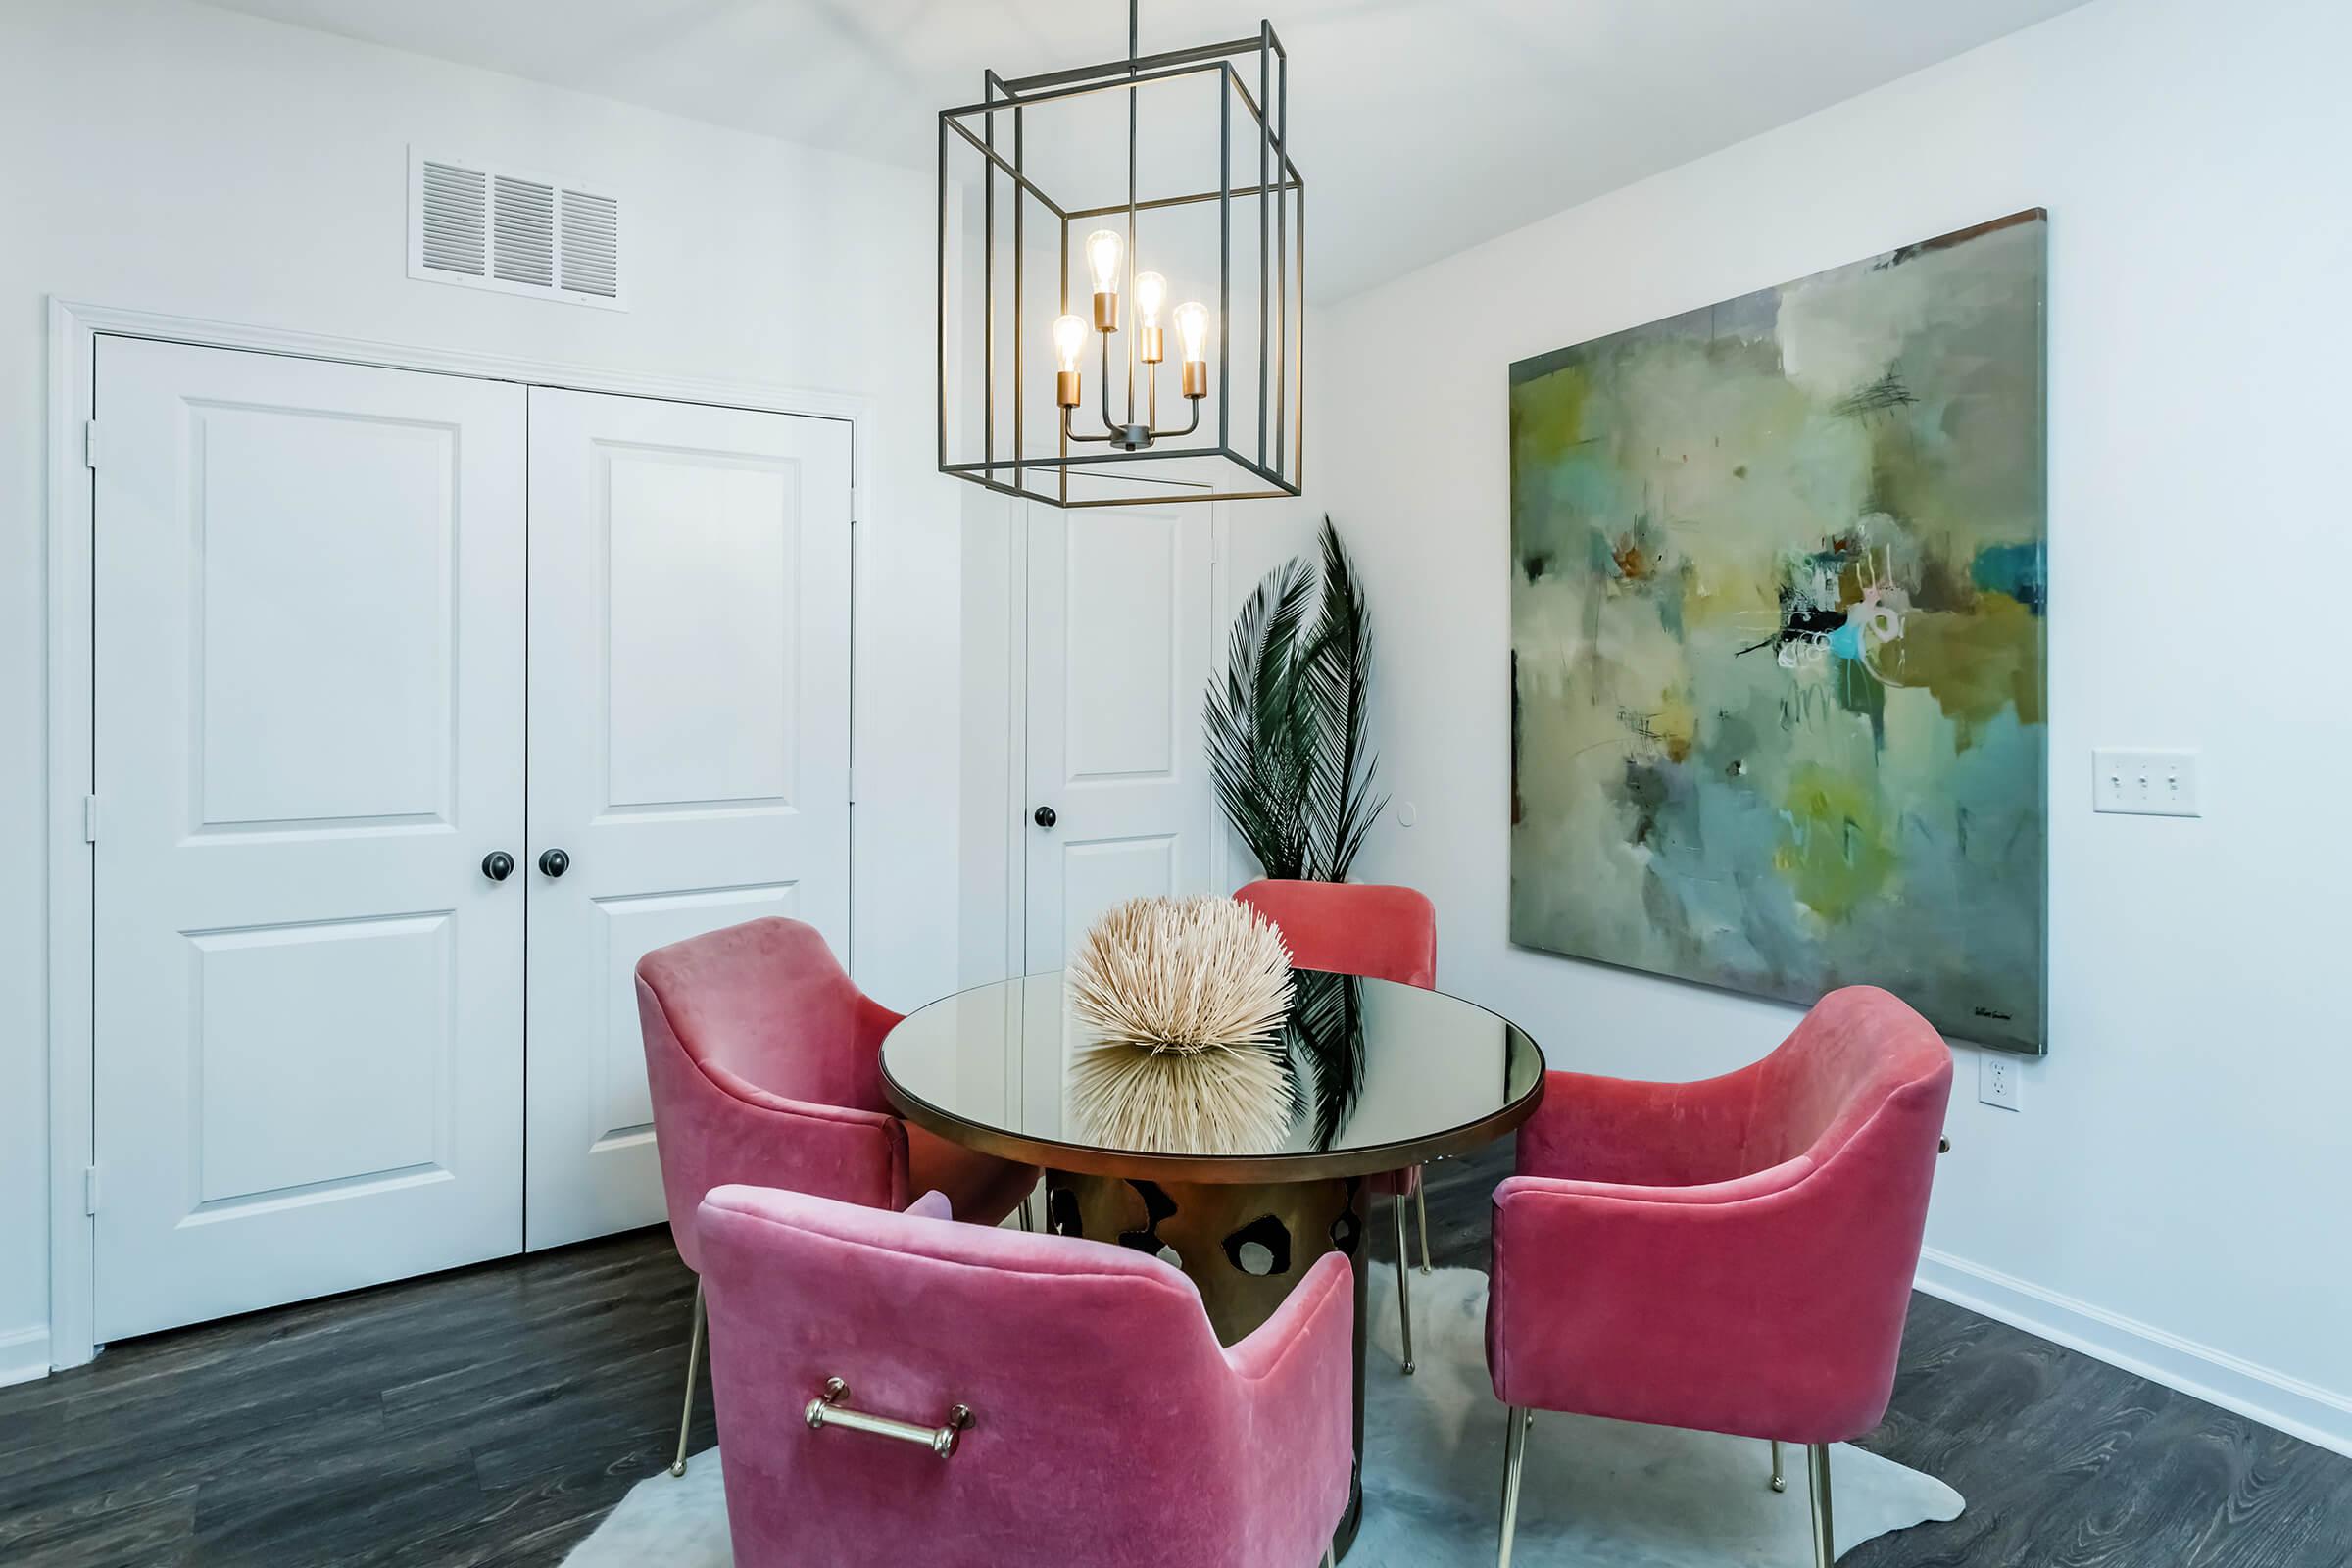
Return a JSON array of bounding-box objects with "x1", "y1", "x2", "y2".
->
[
  {"x1": 1916, "y1": 1247, "x2": 2352, "y2": 1460},
  {"x1": 0, "y1": 1324, "x2": 50, "y2": 1388}
]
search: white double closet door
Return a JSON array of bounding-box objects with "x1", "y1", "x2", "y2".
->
[{"x1": 90, "y1": 338, "x2": 851, "y2": 1342}]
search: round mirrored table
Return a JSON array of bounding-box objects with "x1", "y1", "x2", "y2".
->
[{"x1": 880, "y1": 967, "x2": 1546, "y2": 1557}]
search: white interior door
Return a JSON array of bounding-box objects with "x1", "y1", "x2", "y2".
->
[
  {"x1": 524, "y1": 387, "x2": 854, "y2": 1250},
  {"x1": 91, "y1": 337, "x2": 527, "y2": 1341},
  {"x1": 1022, "y1": 502, "x2": 1215, "y2": 972}
]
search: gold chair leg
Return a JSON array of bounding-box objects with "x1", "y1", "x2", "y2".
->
[
  {"x1": 1414, "y1": 1174, "x2": 1433, "y2": 1275},
  {"x1": 668, "y1": 1280, "x2": 706, "y2": 1478},
  {"x1": 1770, "y1": 1438, "x2": 1787, "y2": 1493},
  {"x1": 1806, "y1": 1442, "x2": 1835, "y2": 1568},
  {"x1": 1496, "y1": 1405, "x2": 1531, "y2": 1568},
  {"x1": 1392, "y1": 1194, "x2": 1416, "y2": 1374}
]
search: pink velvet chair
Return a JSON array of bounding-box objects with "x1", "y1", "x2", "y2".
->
[
  {"x1": 696, "y1": 1182, "x2": 1353, "y2": 1568},
  {"x1": 1486, "y1": 986, "x2": 1953, "y2": 1567},
  {"x1": 636, "y1": 917, "x2": 1039, "y2": 1478},
  {"x1": 1234, "y1": 878, "x2": 1438, "y2": 1374}
]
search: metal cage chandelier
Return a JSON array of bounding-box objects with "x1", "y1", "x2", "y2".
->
[{"x1": 938, "y1": 0, "x2": 1303, "y2": 508}]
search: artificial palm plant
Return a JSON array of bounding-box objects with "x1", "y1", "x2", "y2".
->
[
  {"x1": 1206, "y1": 517, "x2": 1388, "y2": 881},
  {"x1": 1205, "y1": 517, "x2": 1388, "y2": 1145}
]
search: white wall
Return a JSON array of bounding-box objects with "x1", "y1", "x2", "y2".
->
[
  {"x1": 1313, "y1": 0, "x2": 2352, "y2": 1450},
  {"x1": 0, "y1": 0, "x2": 965, "y2": 1379}
]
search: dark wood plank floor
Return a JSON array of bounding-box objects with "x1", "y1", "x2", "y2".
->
[{"x1": 4, "y1": 1144, "x2": 2347, "y2": 1565}]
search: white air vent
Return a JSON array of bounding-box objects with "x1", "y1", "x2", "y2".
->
[{"x1": 408, "y1": 148, "x2": 625, "y2": 310}]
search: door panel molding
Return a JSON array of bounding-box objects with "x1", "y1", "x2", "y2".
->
[{"x1": 45, "y1": 298, "x2": 877, "y2": 1372}]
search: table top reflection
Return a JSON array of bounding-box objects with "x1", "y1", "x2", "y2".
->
[{"x1": 880, "y1": 969, "x2": 1546, "y2": 1183}]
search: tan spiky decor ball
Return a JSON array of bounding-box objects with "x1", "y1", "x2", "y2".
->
[{"x1": 1066, "y1": 896, "x2": 1296, "y2": 1155}]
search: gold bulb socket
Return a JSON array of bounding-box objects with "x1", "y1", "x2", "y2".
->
[
  {"x1": 1056, "y1": 369, "x2": 1082, "y2": 409},
  {"x1": 1181, "y1": 360, "x2": 1207, "y2": 400},
  {"x1": 1093, "y1": 291, "x2": 1119, "y2": 334},
  {"x1": 1139, "y1": 326, "x2": 1164, "y2": 365}
]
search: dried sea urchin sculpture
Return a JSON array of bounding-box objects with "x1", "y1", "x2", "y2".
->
[{"x1": 1066, "y1": 896, "x2": 1296, "y2": 1155}]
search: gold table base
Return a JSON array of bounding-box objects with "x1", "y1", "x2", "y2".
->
[{"x1": 1045, "y1": 1169, "x2": 1370, "y2": 1558}]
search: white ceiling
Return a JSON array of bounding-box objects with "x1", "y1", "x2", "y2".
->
[{"x1": 200, "y1": 0, "x2": 2089, "y2": 300}]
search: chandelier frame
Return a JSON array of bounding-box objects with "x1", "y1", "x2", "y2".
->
[{"x1": 937, "y1": 10, "x2": 1304, "y2": 509}]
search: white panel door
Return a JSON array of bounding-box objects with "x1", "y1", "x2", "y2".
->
[
  {"x1": 91, "y1": 337, "x2": 527, "y2": 1341},
  {"x1": 524, "y1": 388, "x2": 854, "y2": 1250},
  {"x1": 1023, "y1": 503, "x2": 1214, "y2": 972}
]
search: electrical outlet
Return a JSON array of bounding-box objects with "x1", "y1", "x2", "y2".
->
[
  {"x1": 1979, "y1": 1052, "x2": 2022, "y2": 1111},
  {"x1": 2092, "y1": 749, "x2": 2200, "y2": 816}
]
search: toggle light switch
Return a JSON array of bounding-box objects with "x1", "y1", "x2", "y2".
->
[{"x1": 2092, "y1": 749, "x2": 2200, "y2": 817}]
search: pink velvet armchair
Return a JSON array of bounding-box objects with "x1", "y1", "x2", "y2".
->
[
  {"x1": 1234, "y1": 879, "x2": 1437, "y2": 1374},
  {"x1": 636, "y1": 918, "x2": 1039, "y2": 1478},
  {"x1": 697, "y1": 1182, "x2": 1353, "y2": 1568},
  {"x1": 1486, "y1": 986, "x2": 1953, "y2": 1567}
]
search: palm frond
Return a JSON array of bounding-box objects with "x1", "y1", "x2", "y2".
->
[
  {"x1": 1206, "y1": 558, "x2": 1321, "y2": 879},
  {"x1": 1287, "y1": 968, "x2": 1365, "y2": 1150},
  {"x1": 1301, "y1": 518, "x2": 1390, "y2": 880}
]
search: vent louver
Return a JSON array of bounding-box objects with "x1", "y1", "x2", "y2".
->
[
  {"x1": 492, "y1": 175, "x2": 557, "y2": 287},
  {"x1": 561, "y1": 191, "x2": 621, "y2": 300},
  {"x1": 409, "y1": 149, "x2": 624, "y2": 310},
  {"x1": 419, "y1": 162, "x2": 488, "y2": 276}
]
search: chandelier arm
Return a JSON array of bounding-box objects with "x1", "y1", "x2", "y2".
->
[
  {"x1": 1099, "y1": 330, "x2": 1122, "y2": 434},
  {"x1": 1149, "y1": 398, "x2": 1201, "y2": 441},
  {"x1": 1060, "y1": 407, "x2": 1115, "y2": 444}
]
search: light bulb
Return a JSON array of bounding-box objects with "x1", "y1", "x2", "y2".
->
[
  {"x1": 1174, "y1": 300, "x2": 1211, "y2": 400},
  {"x1": 1085, "y1": 229, "x2": 1125, "y2": 295},
  {"x1": 1133, "y1": 271, "x2": 1168, "y2": 326},
  {"x1": 1132, "y1": 271, "x2": 1170, "y2": 364},
  {"x1": 1051, "y1": 313, "x2": 1087, "y2": 408},
  {"x1": 1051, "y1": 313, "x2": 1088, "y2": 373},
  {"x1": 1174, "y1": 300, "x2": 1210, "y2": 363}
]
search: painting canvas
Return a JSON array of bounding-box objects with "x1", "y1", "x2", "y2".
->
[{"x1": 1508, "y1": 210, "x2": 2047, "y2": 1051}]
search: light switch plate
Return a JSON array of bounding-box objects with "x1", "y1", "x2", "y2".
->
[{"x1": 2092, "y1": 749, "x2": 2200, "y2": 816}]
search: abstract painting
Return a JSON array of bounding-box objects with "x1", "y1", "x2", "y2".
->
[{"x1": 1508, "y1": 210, "x2": 2047, "y2": 1050}]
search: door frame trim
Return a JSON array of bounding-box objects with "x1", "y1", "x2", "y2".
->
[{"x1": 44, "y1": 297, "x2": 877, "y2": 1372}]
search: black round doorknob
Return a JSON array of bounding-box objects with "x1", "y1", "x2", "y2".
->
[
  {"x1": 538, "y1": 848, "x2": 570, "y2": 878},
  {"x1": 481, "y1": 851, "x2": 515, "y2": 882},
  {"x1": 1033, "y1": 806, "x2": 1057, "y2": 828}
]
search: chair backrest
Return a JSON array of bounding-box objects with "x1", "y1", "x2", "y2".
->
[
  {"x1": 636, "y1": 918, "x2": 910, "y2": 1268},
  {"x1": 1743, "y1": 986, "x2": 1953, "y2": 1437},
  {"x1": 697, "y1": 1184, "x2": 1296, "y2": 1567},
  {"x1": 1234, "y1": 878, "x2": 1438, "y2": 989},
  {"x1": 636, "y1": 917, "x2": 898, "y2": 1115},
  {"x1": 1749, "y1": 985, "x2": 1952, "y2": 1173}
]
